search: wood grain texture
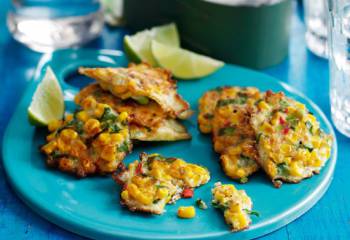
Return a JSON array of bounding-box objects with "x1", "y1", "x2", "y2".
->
[{"x1": 0, "y1": 1, "x2": 349, "y2": 239}]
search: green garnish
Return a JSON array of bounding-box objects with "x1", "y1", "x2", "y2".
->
[
  {"x1": 256, "y1": 133, "x2": 263, "y2": 144},
  {"x1": 305, "y1": 121, "x2": 313, "y2": 134},
  {"x1": 51, "y1": 150, "x2": 62, "y2": 158},
  {"x1": 155, "y1": 185, "x2": 167, "y2": 189},
  {"x1": 117, "y1": 141, "x2": 130, "y2": 152},
  {"x1": 101, "y1": 108, "x2": 117, "y2": 122},
  {"x1": 240, "y1": 177, "x2": 248, "y2": 184},
  {"x1": 277, "y1": 162, "x2": 289, "y2": 176},
  {"x1": 244, "y1": 209, "x2": 260, "y2": 217},
  {"x1": 298, "y1": 141, "x2": 314, "y2": 152},
  {"x1": 286, "y1": 114, "x2": 299, "y2": 130},
  {"x1": 279, "y1": 100, "x2": 289, "y2": 110},
  {"x1": 132, "y1": 96, "x2": 149, "y2": 105},
  {"x1": 212, "y1": 201, "x2": 228, "y2": 210},
  {"x1": 217, "y1": 96, "x2": 247, "y2": 107},
  {"x1": 218, "y1": 126, "x2": 236, "y2": 136},
  {"x1": 196, "y1": 199, "x2": 208, "y2": 209}
]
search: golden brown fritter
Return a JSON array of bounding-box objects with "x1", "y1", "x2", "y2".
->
[
  {"x1": 211, "y1": 87, "x2": 261, "y2": 181},
  {"x1": 75, "y1": 84, "x2": 191, "y2": 141},
  {"x1": 41, "y1": 97, "x2": 132, "y2": 177},
  {"x1": 79, "y1": 63, "x2": 192, "y2": 119},
  {"x1": 198, "y1": 87, "x2": 261, "y2": 182},
  {"x1": 251, "y1": 90, "x2": 333, "y2": 187}
]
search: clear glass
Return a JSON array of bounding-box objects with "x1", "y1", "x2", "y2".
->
[
  {"x1": 7, "y1": 0, "x2": 104, "y2": 53},
  {"x1": 328, "y1": 0, "x2": 350, "y2": 137},
  {"x1": 303, "y1": 0, "x2": 329, "y2": 58}
]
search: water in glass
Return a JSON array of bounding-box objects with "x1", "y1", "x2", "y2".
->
[
  {"x1": 304, "y1": 0, "x2": 328, "y2": 58},
  {"x1": 328, "y1": 1, "x2": 350, "y2": 137},
  {"x1": 7, "y1": 0, "x2": 104, "y2": 52}
]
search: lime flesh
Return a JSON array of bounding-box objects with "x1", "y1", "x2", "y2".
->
[
  {"x1": 151, "y1": 41, "x2": 224, "y2": 79},
  {"x1": 28, "y1": 67, "x2": 64, "y2": 126},
  {"x1": 124, "y1": 23, "x2": 180, "y2": 66}
]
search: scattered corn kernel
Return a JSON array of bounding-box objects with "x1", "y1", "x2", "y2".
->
[{"x1": 177, "y1": 206, "x2": 196, "y2": 219}]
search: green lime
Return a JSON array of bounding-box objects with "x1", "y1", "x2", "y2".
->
[
  {"x1": 151, "y1": 41, "x2": 224, "y2": 79},
  {"x1": 28, "y1": 67, "x2": 64, "y2": 126},
  {"x1": 124, "y1": 23, "x2": 180, "y2": 66}
]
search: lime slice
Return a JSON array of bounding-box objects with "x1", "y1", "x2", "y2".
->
[
  {"x1": 28, "y1": 67, "x2": 64, "y2": 126},
  {"x1": 124, "y1": 23, "x2": 180, "y2": 66},
  {"x1": 151, "y1": 41, "x2": 224, "y2": 79}
]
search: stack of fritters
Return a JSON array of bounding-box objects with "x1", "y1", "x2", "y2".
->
[
  {"x1": 76, "y1": 63, "x2": 192, "y2": 141},
  {"x1": 198, "y1": 87, "x2": 333, "y2": 187},
  {"x1": 113, "y1": 152, "x2": 210, "y2": 214}
]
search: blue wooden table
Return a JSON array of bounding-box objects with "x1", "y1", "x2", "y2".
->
[{"x1": 0, "y1": 2, "x2": 349, "y2": 239}]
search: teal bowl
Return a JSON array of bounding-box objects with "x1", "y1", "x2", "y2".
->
[{"x1": 123, "y1": 0, "x2": 292, "y2": 69}]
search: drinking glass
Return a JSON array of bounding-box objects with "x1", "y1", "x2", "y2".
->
[
  {"x1": 328, "y1": 0, "x2": 350, "y2": 137},
  {"x1": 303, "y1": 0, "x2": 328, "y2": 58},
  {"x1": 7, "y1": 0, "x2": 104, "y2": 52}
]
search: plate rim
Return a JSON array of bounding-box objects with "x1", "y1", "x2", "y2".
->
[{"x1": 2, "y1": 48, "x2": 338, "y2": 240}]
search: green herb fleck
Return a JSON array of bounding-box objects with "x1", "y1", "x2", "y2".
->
[
  {"x1": 298, "y1": 141, "x2": 314, "y2": 152},
  {"x1": 155, "y1": 185, "x2": 167, "y2": 189},
  {"x1": 117, "y1": 141, "x2": 130, "y2": 152},
  {"x1": 256, "y1": 133, "x2": 263, "y2": 144},
  {"x1": 212, "y1": 201, "x2": 228, "y2": 210},
  {"x1": 240, "y1": 177, "x2": 248, "y2": 184},
  {"x1": 101, "y1": 108, "x2": 117, "y2": 122},
  {"x1": 277, "y1": 162, "x2": 289, "y2": 176},
  {"x1": 217, "y1": 96, "x2": 247, "y2": 107},
  {"x1": 153, "y1": 199, "x2": 161, "y2": 204},
  {"x1": 244, "y1": 209, "x2": 260, "y2": 217},
  {"x1": 196, "y1": 199, "x2": 208, "y2": 210},
  {"x1": 279, "y1": 100, "x2": 289, "y2": 110},
  {"x1": 286, "y1": 114, "x2": 299, "y2": 130},
  {"x1": 218, "y1": 126, "x2": 236, "y2": 136},
  {"x1": 132, "y1": 96, "x2": 149, "y2": 105},
  {"x1": 305, "y1": 121, "x2": 313, "y2": 134},
  {"x1": 51, "y1": 150, "x2": 61, "y2": 158}
]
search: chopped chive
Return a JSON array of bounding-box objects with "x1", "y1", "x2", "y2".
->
[
  {"x1": 196, "y1": 199, "x2": 208, "y2": 210},
  {"x1": 244, "y1": 209, "x2": 260, "y2": 217},
  {"x1": 218, "y1": 126, "x2": 236, "y2": 136}
]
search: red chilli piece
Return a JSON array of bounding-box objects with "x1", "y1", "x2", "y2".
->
[
  {"x1": 279, "y1": 117, "x2": 286, "y2": 125},
  {"x1": 182, "y1": 188, "x2": 194, "y2": 198},
  {"x1": 282, "y1": 127, "x2": 289, "y2": 135},
  {"x1": 122, "y1": 183, "x2": 128, "y2": 191},
  {"x1": 135, "y1": 162, "x2": 143, "y2": 175}
]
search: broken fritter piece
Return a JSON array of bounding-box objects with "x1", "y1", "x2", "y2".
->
[
  {"x1": 113, "y1": 152, "x2": 210, "y2": 214},
  {"x1": 250, "y1": 90, "x2": 333, "y2": 187},
  {"x1": 41, "y1": 97, "x2": 132, "y2": 177},
  {"x1": 212, "y1": 182, "x2": 254, "y2": 232},
  {"x1": 75, "y1": 84, "x2": 191, "y2": 141},
  {"x1": 78, "y1": 63, "x2": 192, "y2": 119}
]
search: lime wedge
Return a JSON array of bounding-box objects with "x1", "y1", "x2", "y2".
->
[
  {"x1": 151, "y1": 41, "x2": 224, "y2": 79},
  {"x1": 124, "y1": 23, "x2": 180, "y2": 66},
  {"x1": 28, "y1": 67, "x2": 64, "y2": 126}
]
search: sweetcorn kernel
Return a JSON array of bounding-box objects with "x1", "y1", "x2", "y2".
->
[
  {"x1": 76, "y1": 111, "x2": 89, "y2": 122},
  {"x1": 98, "y1": 133, "x2": 110, "y2": 144},
  {"x1": 258, "y1": 101, "x2": 269, "y2": 110},
  {"x1": 81, "y1": 96, "x2": 96, "y2": 109},
  {"x1": 60, "y1": 129, "x2": 78, "y2": 141},
  {"x1": 121, "y1": 190, "x2": 129, "y2": 200},
  {"x1": 177, "y1": 206, "x2": 196, "y2": 219},
  {"x1": 118, "y1": 112, "x2": 128, "y2": 122},
  {"x1": 100, "y1": 145, "x2": 116, "y2": 162},
  {"x1": 84, "y1": 119, "x2": 101, "y2": 134},
  {"x1": 48, "y1": 120, "x2": 62, "y2": 132},
  {"x1": 110, "y1": 133, "x2": 123, "y2": 143},
  {"x1": 42, "y1": 141, "x2": 57, "y2": 154},
  {"x1": 156, "y1": 188, "x2": 169, "y2": 199}
]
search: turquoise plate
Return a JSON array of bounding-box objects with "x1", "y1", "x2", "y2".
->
[{"x1": 2, "y1": 49, "x2": 337, "y2": 240}]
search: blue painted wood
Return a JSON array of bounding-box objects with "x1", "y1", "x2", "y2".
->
[{"x1": 0, "y1": 1, "x2": 348, "y2": 239}]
